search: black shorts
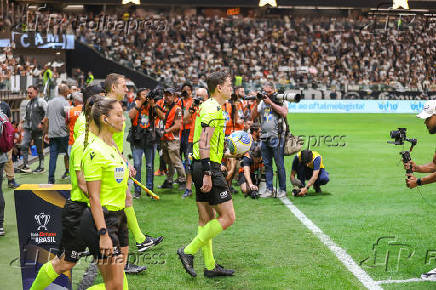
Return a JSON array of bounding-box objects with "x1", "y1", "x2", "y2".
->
[
  {"x1": 192, "y1": 160, "x2": 232, "y2": 205},
  {"x1": 185, "y1": 142, "x2": 194, "y2": 174},
  {"x1": 80, "y1": 207, "x2": 129, "y2": 259},
  {"x1": 58, "y1": 199, "x2": 88, "y2": 263}
]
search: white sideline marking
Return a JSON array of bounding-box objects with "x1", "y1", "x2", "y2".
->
[
  {"x1": 376, "y1": 278, "x2": 429, "y2": 284},
  {"x1": 280, "y1": 197, "x2": 382, "y2": 290}
]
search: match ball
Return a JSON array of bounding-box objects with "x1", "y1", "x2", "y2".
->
[{"x1": 226, "y1": 130, "x2": 253, "y2": 156}]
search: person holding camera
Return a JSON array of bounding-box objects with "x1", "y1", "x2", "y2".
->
[
  {"x1": 238, "y1": 125, "x2": 263, "y2": 199},
  {"x1": 251, "y1": 81, "x2": 288, "y2": 198},
  {"x1": 404, "y1": 100, "x2": 436, "y2": 280},
  {"x1": 181, "y1": 87, "x2": 209, "y2": 199},
  {"x1": 178, "y1": 83, "x2": 194, "y2": 169},
  {"x1": 290, "y1": 150, "x2": 330, "y2": 196},
  {"x1": 154, "y1": 88, "x2": 186, "y2": 190},
  {"x1": 127, "y1": 88, "x2": 157, "y2": 198}
]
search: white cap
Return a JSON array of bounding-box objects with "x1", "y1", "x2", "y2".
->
[{"x1": 417, "y1": 100, "x2": 436, "y2": 119}]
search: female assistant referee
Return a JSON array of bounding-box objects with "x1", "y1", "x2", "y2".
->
[{"x1": 80, "y1": 97, "x2": 130, "y2": 289}]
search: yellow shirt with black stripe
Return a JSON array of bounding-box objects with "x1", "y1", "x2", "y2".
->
[
  {"x1": 297, "y1": 151, "x2": 325, "y2": 169},
  {"x1": 82, "y1": 136, "x2": 128, "y2": 211}
]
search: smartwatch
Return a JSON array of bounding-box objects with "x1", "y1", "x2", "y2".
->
[
  {"x1": 98, "y1": 228, "x2": 107, "y2": 236},
  {"x1": 417, "y1": 178, "x2": 423, "y2": 186}
]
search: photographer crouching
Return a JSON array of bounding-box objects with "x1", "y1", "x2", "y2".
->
[
  {"x1": 127, "y1": 88, "x2": 159, "y2": 198},
  {"x1": 404, "y1": 100, "x2": 436, "y2": 280},
  {"x1": 251, "y1": 82, "x2": 288, "y2": 198}
]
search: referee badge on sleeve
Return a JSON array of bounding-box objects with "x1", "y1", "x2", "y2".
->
[{"x1": 114, "y1": 167, "x2": 125, "y2": 183}]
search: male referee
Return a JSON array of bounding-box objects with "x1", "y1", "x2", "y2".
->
[{"x1": 177, "y1": 71, "x2": 235, "y2": 278}]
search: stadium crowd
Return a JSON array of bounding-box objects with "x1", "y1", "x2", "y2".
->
[{"x1": 1, "y1": 8, "x2": 435, "y2": 92}]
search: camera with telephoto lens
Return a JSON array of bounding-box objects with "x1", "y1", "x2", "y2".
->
[
  {"x1": 243, "y1": 95, "x2": 258, "y2": 101},
  {"x1": 256, "y1": 91, "x2": 302, "y2": 104},
  {"x1": 181, "y1": 90, "x2": 189, "y2": 98},
  {"x1": 192, "y1": 97, "x2": 203, "y2": 107},
  {"x1": 292, "y1": 188, "x2": 301, "y2": 196},
  {"x1": 247, "y1": 189, "x2": 260, "y2": 199},
  {"x1": 147, "y1": 86, "x2": 163, "y2": 101}
]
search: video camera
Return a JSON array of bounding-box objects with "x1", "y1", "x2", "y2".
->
[{"x1": 387, "y1": 128, "x2": 417, "y2": 174}]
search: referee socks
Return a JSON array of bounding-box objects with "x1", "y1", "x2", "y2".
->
[
  {"x1": 185, "y1": 219, "x2": 223, "y2": 255},
  {"x1": 30, "y1": 261, "x2": 59, "y2": 290},
  {"x1": 124, "y1": 206, "x2": 146, "y2": 244},
  {"x1": 199, "y1": 225, "x2": 216, "y2": 271}
]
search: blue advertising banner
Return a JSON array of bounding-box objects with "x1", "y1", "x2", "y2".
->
[
  {"x1": 14, "y1": 184, "x2": 72, "y2": 290},
  {"x1": 287, "y1": 100, "x2": 426, "y2": 113}
]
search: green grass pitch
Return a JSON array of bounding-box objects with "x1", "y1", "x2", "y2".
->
[{"x1": 1, "y1": 113, "x2": 436, "y2": 289}]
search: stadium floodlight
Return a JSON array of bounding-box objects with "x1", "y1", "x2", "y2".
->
[
  {"x1": 122, "y1": 0, "x2": 140, "y2": 4},
  {"x1": 259, "y1": 0, "x2": 277, "y2": 8},
  {"x1": 392, "y1": 0, "x2": 410, "y2": 9}
]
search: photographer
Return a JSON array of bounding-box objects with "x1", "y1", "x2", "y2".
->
[
  {"x1": 238, "y1": 125, "x2": 263, "y2": 198},
  {"x1": 178, "y1": 83, "x2": 194, "y2": 168},
  {"x1": 404, "y1": 100, "x2": 436, "y2": 281},
  {"x1": 251, "y1": 82, "x2": 288, "y2": 198},
  {"x1": 127, "y1": 88, "x2": 157, "y2": 198},
  {"x1": 222, "y1": 91, "x2": 243, "y2": 136},
  {"x1": 290, "y1": 150, "x2": 330, "y2": 196},
  {"x1": 154, "y1": 88, "x2": 186, "y2": 190},
  {"x1": 181, "y1": 87, "x2": 209, "y2": 199}
]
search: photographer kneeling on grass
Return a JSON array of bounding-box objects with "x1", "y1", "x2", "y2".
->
[
  {"x1": 405, "y1": 100, "x2": 436, "y2": 281},
  {"x1": 290, "y1": 150, "x2": 330, "y2": 196}
]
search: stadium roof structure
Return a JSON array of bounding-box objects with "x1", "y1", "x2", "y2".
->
[{"x1": 12, "y1": 0, "x2": 436, "y2": 9}]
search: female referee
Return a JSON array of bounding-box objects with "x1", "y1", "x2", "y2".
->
[
  {"x1": 30, "y1": 95, "x2": 107, "y2": 290},
  {"x1": 81, "y1": 97, "x2": 129, "y2": 290}
]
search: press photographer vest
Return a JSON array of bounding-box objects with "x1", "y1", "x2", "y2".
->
[
  {"x1": 297, "y1": 151, "x2": 325, "y2": 169},
  {"x1": 163, "y1": 102, "x2": 181, "y2": 141},
  {"x1": 132, "y1": 105, "x2": 152, "y2": 129}
]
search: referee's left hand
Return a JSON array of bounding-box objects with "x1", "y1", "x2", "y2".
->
[
  {"x1": 128, "y1": 163, "x2": 136, "y2": 177},
  {"x1": 201, "y1": 175, "x2": 212, "y2": 192}
]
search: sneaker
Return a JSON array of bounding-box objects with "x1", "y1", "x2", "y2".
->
[
  {"x1": 259, "y1": 189, "x2": 273, "y2": 198},
  {"x1": 178, "y1": 183, "x2": 186, "y2": 191},
  {"x1": 20, "y1": 165, "x2": 32, "y2": 173},
  {"x1": 277, "y1": 189, "x2": 287, "y2": 198},
  {"x1": 159, "y1": 180, "x2": 173, "y2": 189},
  {"x1": 0, "y1": 227, "x2": 4, "y2": 236},
  {"x1": 154, "y1": 169, "x2": 165, "y2": 176},
  {"x1": 136, "y1": 235, "x2": 164, "y2": 252},
  {"x1": 314, "y1": 184, "x2": 322, "y2": 193},
  {"x1": 204, "y1": 264, "x2": 235, "y2": 278},
  {"x1": 177, "y1": 247, "x2": 196, "y2": 277},
  {"x1": 33, "y1": 167, "x2": 45, "y2": 173},
  {"x1": 182, "y1": 189, "x2": 192, "y2": 199},
  {"x1": 134, "y1": 191, "x2": 141, "y2": 199},
  {"x1": 61, "y1": 171, "x2": 70, "y2": 179},
  {"x1": 8, "y1": 179, "x2": 20, "y2": 189},
  {"x1": 421, "y1": 268, "x2": 436, "y2": 281},
  {"x1": 124, "y1": 262, "x2": 147, "y2": 274}
]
